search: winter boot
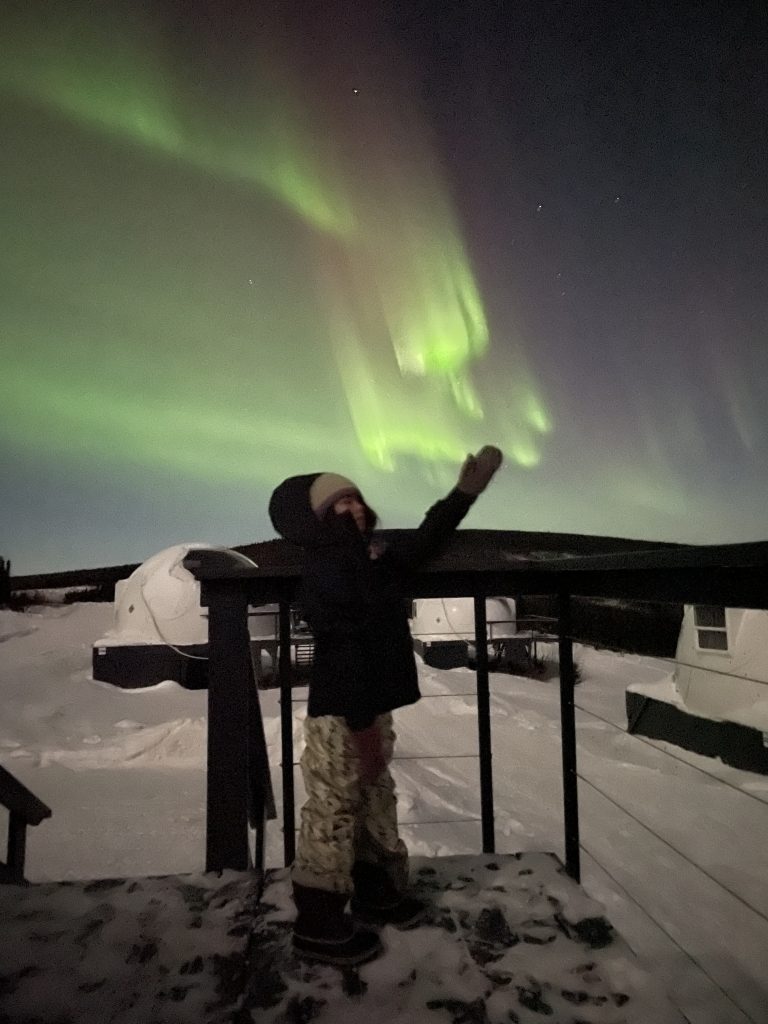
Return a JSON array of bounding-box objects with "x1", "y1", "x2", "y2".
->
[
  {"x1": 350, "y1": 861, "x2": 428, "y2": 929},
  {"x1": 292, "y1": 882, "x2": 383, "y2": 966}
]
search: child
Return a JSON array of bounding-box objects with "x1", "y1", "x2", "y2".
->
[{"x1": 268, "y1": 446, "x2": 502, "y2": 965}]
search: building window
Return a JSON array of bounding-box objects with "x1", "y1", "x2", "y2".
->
[{"x1": 693, "y1": 605, "x2": 728, "y2": 652}]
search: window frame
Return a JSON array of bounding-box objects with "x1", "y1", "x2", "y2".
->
[{"x1": 692, "y1": 605, "x2": 729, "y2": 653}]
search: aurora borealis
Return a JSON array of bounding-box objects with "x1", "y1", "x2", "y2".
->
[{"x1": 2, "y1": 0, "x2": 766, "y2": 573}]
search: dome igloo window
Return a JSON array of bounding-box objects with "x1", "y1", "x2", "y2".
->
[{"x1": 693, "y1": 605, "x2": 728, "y2": 652}]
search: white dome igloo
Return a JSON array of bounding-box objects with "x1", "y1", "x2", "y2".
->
[{"x1": 101, "y1": 543, "x2": 238, "y2": 648}]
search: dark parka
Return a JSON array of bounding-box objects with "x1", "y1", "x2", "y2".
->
[{"x1": 268, "y1": 476, "x2": 476, "y2": 730}]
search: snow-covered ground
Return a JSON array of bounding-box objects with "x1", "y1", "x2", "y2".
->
[{"x1": 1, "y1": 604, "x2": 767, "y2": 1024}]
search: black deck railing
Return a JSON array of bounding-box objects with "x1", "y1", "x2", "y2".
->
[
  {"x1": 0, "y1": 766, "x2": 52, "y2": 884},
  {"x1": 185, "y1": 539, "x2": 768, "y2": 882}
]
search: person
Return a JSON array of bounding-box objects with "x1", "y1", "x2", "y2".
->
[{"x1": 268, "y1": 446, "x2": 503, "y2": 965}]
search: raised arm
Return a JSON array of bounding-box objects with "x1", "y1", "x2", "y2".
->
[{"x1": 392, "y1": 446, "x2": 503, "y2": 572}]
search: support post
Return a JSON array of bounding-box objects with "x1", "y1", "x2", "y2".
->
[
  {"x1": 7, "y1": 813, "x2": 26, "y2": 882},
  {"x1": 558, "y1": 590, "x2": 581, "y2": 881},
  {"x1": 205, "y1": 581, "x2": 251, "y2": 872},
  {"x1": 0, "y1": 557, "x2": 11, "y2": 608},
  {"x1": 279, "y1": 598, "x2": 296, "y2": 866},
  {"x1": 474, "y1": 594, "x2": 495, "y2": 853}
]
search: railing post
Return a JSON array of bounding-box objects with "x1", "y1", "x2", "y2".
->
[
  {"x1": 246, "y1": 650, "x2": 275, "y2": 876},
  {"x1": 558, "y1": 590, "x2": 581, "y2": 881},
  {"x1": 474, "y1": 594, "x2": 495, "y2": 853},
  {"x1": 7, "y1": 813, "x2": 27, "y2": 882},
  {"x1": 205, "y1": 581, "x2": 251, "y2": 872},
  {"x1": 0, "y1": 556, "x2": 11, "y2": 608},
  {"x1": 279, "y1": 598, "x2": 296, "y2": 866}
]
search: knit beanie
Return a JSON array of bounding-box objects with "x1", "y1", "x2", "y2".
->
[{"x1": 309, "y1": 473, "x2": 361, "y2": 519}]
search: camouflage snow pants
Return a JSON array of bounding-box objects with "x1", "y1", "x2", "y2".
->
[{"x1": 292, "y1": 713, "x2": 408, "y2": 895}]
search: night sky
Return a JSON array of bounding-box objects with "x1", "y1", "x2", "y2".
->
[{"x1": 2, "y1": 0, "x2": 766, "y2": 574}]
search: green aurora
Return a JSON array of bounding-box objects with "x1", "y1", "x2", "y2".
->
[{"x1": 0, "y1": 1, "x2": 552, "y2": 485}]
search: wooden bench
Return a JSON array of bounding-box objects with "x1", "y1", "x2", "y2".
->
[{"x1": 0, "y1": 765, "x2": 52, "y2": 884}]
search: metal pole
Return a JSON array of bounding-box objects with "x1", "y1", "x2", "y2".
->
[
  {"x1": 558, "y1": 590, "x2": 580, "y2": 881},
  {"x1": 474, "y1": 594, "x2": 495, "y2": 853},
  {"x1": 279, "y1": 598, "x2": 296, "y2": 865},
  {"x1": 205, "y1": 582, "x2": 251, "y2": 872},
  {"x1": 253, "y1": 801, "x2": 267, "y2": 877}
]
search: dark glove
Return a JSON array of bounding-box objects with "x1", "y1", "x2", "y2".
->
[
  {"x1": 350, "y1": 724, "x2": 387, "y2": 784},
  {"x1": 456, "y1": 445, "x2": 503, "y2": 496}
]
